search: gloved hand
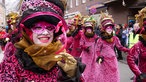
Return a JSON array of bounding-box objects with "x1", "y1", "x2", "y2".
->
[
  {"x1": 139, "y1": 73, "x2": 146, "y2": 79},
  {"x1": 68, "y1": 48, "x2": 72, "y2": 51},
  {"x1": 85, "y1": 46, "x2": 90, "y2": 53},
  {"x1": 57, "y1": 52, "x2": 77, "y2": 77},
  {"x1": 137, "y1": 73, "x2": 146, "y2": 82}
]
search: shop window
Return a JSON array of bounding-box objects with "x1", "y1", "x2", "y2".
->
[
  {"x1": 82, "y1": 0, "x2": 86, "y2": 3},
  {"x1": 76, "y1": 0, "x2": 79, "y2": 6},
  {"x1": 70, "y1": 0, "x2": 73, "y2": 8}
]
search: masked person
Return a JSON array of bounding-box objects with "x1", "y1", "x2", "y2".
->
[
  {"x1": 0, "y1": 28, "x2": 7, "y2": 51},
  {"x1": 95, "y1": 12, "x2": 129, "y2": 82},
  {"x1": 0, "y1": 0, "x2": 85, "y2": 81},
  {"x1": 127, "y1": 7, "x2": 146, "y2": 82},
  {"x1": 65, "y1": 19, "x2": 74, "y2": 54},
  {"x1": 80, "y1": 16, "x2": 99, "y2": 82},
  {"x1": 70, "y1": 14, "x2": 83, "y2": 57}
]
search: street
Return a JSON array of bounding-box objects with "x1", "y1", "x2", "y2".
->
[{"x1": 119, "y1": 61, "x2": 133, "y2": 82}]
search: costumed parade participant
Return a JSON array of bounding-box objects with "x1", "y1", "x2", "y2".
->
[
  {"x1": 127, "y1": 7, "x2": 146, "y2": 82},
  {"x1": 0, "y1": 28, "x2": 7, "y2": 63},
  {"x1": 0, "y1": 11, "x2": 21, "y2": 54},
  {"x1": 5, "y1": 11, "x2": 21, "y2": 44},
  {"x1": 95, "y1": 12, "x2": 129, "y2": 82},
  {"x1": 65, "y1": 19, "x2": 74, "y2": 54},
  {"x1": 70, "y1": 14, "x2": 83, "y2": 57},
  {"x1": 0, "y1": 28, "x2": 7, "y2": 51},
  {"x1": 0, "y1": 0, "x2": 85, "y2": 81},
  {"x1": 6, "y1": 12, "x2": 20, "y2": 33},
  {"x1": 80, "y1": 16, "x2": 99, "y2": 82}
]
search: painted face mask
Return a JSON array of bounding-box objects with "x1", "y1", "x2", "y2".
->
[
  {"x1": 31, "y1": 21, "x2": 56, "y2": 46},
  {"x1": 31, "y1": 22, "x2": 56, "y2": 34},
  {"x1": 105, "y1": 26, "x2": 113, "y2": 35}
]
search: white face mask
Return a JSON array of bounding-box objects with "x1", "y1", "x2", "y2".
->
[
  {"x1": 105, "y1": 26, "x2": 113, "y2": 34},
  {"x1": 32, "y1": 21, "x2": 54, "y2": 46},
  {"x1": 33, "y1": 29, "x2": 54, "y2": 46}
]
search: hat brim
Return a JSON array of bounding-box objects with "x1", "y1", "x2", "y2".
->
[
  {"x1": 85, "y1": 26, "x2": 93, "y2": 29},
  {"x1": 23, "y1": 15, "x2": 60, "y2": 28},
  {"x1": 20, "y1": 12, "x2": 65, "y2": 28}
]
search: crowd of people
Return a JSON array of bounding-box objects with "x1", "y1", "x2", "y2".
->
[{"x1": 0, "y1": 0, "x2": 146, "y2": 82}]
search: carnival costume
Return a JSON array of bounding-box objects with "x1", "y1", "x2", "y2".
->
[
  {"x1": 70, "y1": 14, "x2": 83, "y2": 57},
  {"x1": 127, "y1": 7, "x2": 146, "y2": 82},
  {"x1": 95, "y1": 12, "x2": 129, "y2": 82},
  {"x1": 65, "y1": 19, "x2": 74, "y2": 54},
  {"x1": 0, "y1": 0, "x2": 85, "y2": 82},
  {"x1": 80, "y1": 16, "x2": 99, "y2": 82}
]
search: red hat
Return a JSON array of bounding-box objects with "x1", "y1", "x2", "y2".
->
[{"x1": 100, "y1": 12, "x2": 114, "y2": 30}]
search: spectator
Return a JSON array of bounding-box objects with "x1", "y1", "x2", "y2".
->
[{"x1": 115, "y1": 24, "x2": 123, "y2": 60}]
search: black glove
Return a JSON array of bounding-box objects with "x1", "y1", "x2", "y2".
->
[
  {"x1": 96, "y1": 56, "x2": 104, "y2": 64},
  {"x1": 68, "y1": 48, "x2": 72, "y2": 51},
  {"x1": 85, "y1": 47, "x2": 90, "y2": 53},
  {"x1": 137, "y1": 73, "x2": 146, "y2": 82}
]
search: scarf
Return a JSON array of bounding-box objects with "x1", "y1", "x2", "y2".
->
[{"x1": 15, "y1": 33, "x2": 62, "y2": 71}]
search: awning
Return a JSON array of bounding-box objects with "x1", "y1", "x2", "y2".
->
[
  {"x1": 128, "y1": 2, "x2": 146, "y2": 9},
  {"x1": 103, "y1": 0, "x2": 118, "y2": 5},
  {"x1": 129, "y1": 6, "x2": 145, "y2": 9},
  {"x1": 64, "y1": 11, "x2": 81, "y2": 19},
  {"x1": 104, "y1": 0, "x2": 118, "y2": 4}
]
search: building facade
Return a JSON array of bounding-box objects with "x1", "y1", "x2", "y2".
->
[{"x1": 65, "y1": 0, "x2": 145, "y2": 25}]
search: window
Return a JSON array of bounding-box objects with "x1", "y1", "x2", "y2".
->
[
  {"x1": 76, "y1": 0, "x2": 79, "y2": 6},
  {"x1": 82, "y1": 0, "x2": 86, "y2": 3},
  {"x1": 70, "y1": 0, "x2": 73, "y2": 8}
]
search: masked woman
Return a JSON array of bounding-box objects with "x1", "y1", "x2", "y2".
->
[
  {"x1": 0, "y1": 0, "x2": 85, "y2": 81},
  {"x1": 95, "y1": 12, "x2": 129, "y2": 82},
  {"x1": 127, "y1": 7, "x2": 146, "y2": 82}
]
